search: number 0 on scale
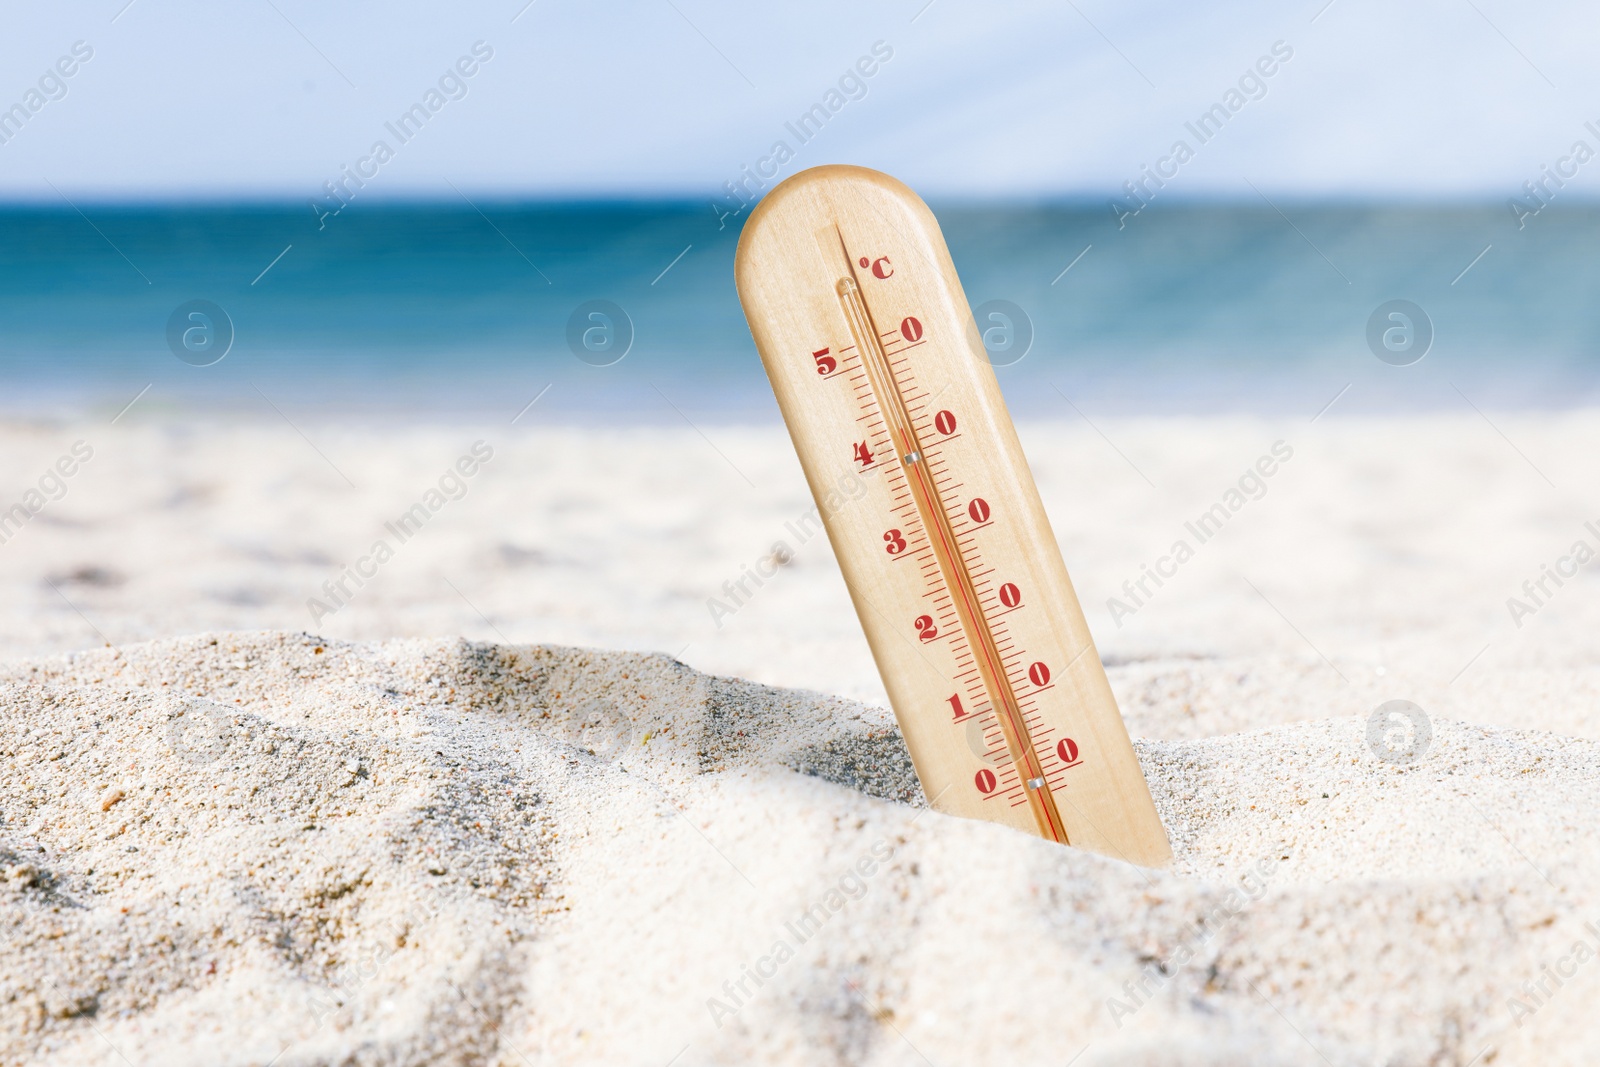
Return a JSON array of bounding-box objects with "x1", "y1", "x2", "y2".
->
[{"x1": 735, "y1": 165, "x2": 1170, "y2": 865}]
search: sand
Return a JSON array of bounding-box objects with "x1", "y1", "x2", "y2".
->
[{"x1": 2, "y1": 411, "x2": 1599, "y2": 1064}]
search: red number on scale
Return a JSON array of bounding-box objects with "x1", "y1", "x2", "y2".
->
[
  {"x1": 1028, "y1": 661, "x2": 1051, "y2": 687},
  {"x1": 1057, "y1": 737, "x2": 1080, "y2": 763},
  {"x1": 914, "y1": 615, "x2": 939, "y2": 642},
  {"x1": 812, "y1": 348, "x2": 837, "y2": 376},
  {"x1": 974, "y1": 768, "x2": 997, "y2": 794},
  {"x1": 854, "y1": 441, "x2": 875, "y2": 467},
  {"x1": 947, "y1": 693, "x2": 965, "y2": 720},
  {"x1": 883, "y1": 529, "x2": 907, "y2": 555},
  {"x1": 998, "y1": 582, "x2": 1021, "y2": 608},
  {"x1": 968, "y1": 498, "x2": 991, "y2": 524},
  {"x1": 933, "y1": 410, "x2": 957, "y2": 435},
  {"x1": 900, "y1": 317, "x2": 924, "y2": 342}
]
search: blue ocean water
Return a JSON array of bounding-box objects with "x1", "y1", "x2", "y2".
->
[{"x1": 2, "y1": 198, "x2": 1597, "y2": 421}]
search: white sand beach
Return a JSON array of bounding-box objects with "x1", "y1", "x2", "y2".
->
[{"x1": 2, "y1": 411, "x2": 1598, "y2": 1065}]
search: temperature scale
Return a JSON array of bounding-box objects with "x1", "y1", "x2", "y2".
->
[{"x1": 736, "y1": 165, "x2": 1170, "y2": 866}]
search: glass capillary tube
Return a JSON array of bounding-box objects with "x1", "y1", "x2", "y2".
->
[{"x1": 834, "y1": 266, "x2": 1069, "y2": 844}]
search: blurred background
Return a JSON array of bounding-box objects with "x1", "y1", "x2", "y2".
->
[
  {"x1": 4, "y1": 0, "x2": 1599, "y2": 420},
  {"x1": 4, "y1": 0, "x2": 1600, "y2": 708}
]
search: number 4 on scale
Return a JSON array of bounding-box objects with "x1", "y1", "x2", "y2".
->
[{"x1": 854, "y1": 440, "x2": 875, "y2": 466}]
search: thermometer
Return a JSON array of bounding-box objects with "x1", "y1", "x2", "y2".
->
[{"x1": 735, "y1": 165, "x2": 1170, "y2": 866}]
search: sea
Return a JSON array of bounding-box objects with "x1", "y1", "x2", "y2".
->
[{"x1": 2, "y1": 198, "x2": 1597, "y2": 423}]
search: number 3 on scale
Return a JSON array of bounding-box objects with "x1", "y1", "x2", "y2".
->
[{"x1": 883, "y1": 529, "x2": 907, "y2": 554}]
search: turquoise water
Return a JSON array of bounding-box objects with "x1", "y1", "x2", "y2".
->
[{"x1": 3, "y1": 199, "x2": 1597, "y2": 420}]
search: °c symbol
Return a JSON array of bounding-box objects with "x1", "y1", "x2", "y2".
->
[{"x1": 871, "y1": 257, "x2": 893, "y2": 279}]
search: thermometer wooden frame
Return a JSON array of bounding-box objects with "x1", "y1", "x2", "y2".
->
[{"x1": 736, "y1": 165, "x2": 1170, "y2": 866}]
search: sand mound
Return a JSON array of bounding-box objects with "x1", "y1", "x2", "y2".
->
[{"x1": 1, "y1": 632, "x2": 1595, "y2": 1065}]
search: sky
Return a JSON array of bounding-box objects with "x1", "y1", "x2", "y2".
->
[{"x1": 1, "y1": 0, "x2": 1598, "y2": 202}]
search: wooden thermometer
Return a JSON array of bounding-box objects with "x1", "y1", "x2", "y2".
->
[{"x1": 735, "y1": 165, "x2": 1170, "y2": 866}]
